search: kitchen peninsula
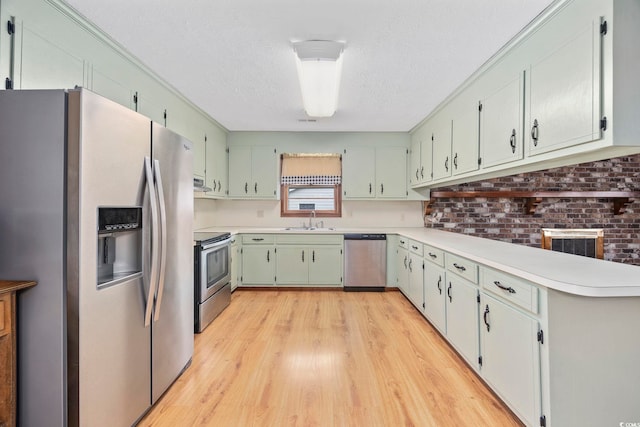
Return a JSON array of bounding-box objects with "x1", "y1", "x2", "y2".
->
[{"x1": 197, "y1": 226, "x2": 640, "y2": 427}]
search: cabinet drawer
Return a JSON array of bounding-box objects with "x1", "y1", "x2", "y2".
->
[
  {"x1": 398, "y1": 236, "x2": 409, "y2": 249},
  {"x1": 446, "y1": 254, "x2": 478, "y2": 284},
  {"x1": 276, "y1": 234, "x2": 343, "y2": 245},
  {"x1": 424, "y1": 244, "x2": 444, "y2": 267},
  {"x1": 481, "y1": 268, "x2": 538, "y2": 314},
  {"x1": 242, "y1": 234, "x2": 275, "y2": 244},
  {"x1": 0, "y1": 293, "x2": 10, "y2": 338},
  {"x1": 408, "y1": 239, "x2": 423, "y2": 256}
]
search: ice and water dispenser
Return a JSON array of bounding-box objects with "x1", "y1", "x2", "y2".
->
[{"x1": 97, "y1": 207, "x2": 143, "y2": 288}]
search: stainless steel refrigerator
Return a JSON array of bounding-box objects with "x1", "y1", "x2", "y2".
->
[{"x1": 0, "y1": 89, "x2": 194, "y2": 426}]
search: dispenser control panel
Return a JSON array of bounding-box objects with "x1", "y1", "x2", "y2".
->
[{"x1": 98, "y1": 207, "x2": 142, "y2": 233}]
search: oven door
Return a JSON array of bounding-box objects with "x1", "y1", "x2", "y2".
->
[{"x1": 199, "y1": 238, "x2": 231, "y2": 302}]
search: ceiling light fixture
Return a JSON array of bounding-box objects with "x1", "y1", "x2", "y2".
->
[{"x1": 293, "y1": 40, "x2": 345, "y2": 118}]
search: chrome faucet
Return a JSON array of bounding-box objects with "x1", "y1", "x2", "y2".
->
[{"x1": 308, "y1": 210, "x2": 316, "y2": 228}]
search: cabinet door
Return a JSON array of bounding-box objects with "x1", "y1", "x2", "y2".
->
[
  {"x1": 251, "y1": 146, "x2": 277, "y2": 198},
  {"x1": 230, "y1": 239, "x2": 240, "y2": 291},
  {"x1": 481, "y1": 73, "x2": 524, "y2": 168},
  {"x1": 343, "y1": 147, "x2": 376, "y2": 198},
  {"x1": 396, "y1": 247, "x2": 409, "y2": 293},
  {"x1": 431, "y1": 119, "x2": 453, "y2": 181},
  {"x1": 241, "y1": 245, "x2": 275, "y2": 285},
  {"x1": 410, "y1": 136, "x2": 422, "y2": 186},
  {"x1": 527, "y1": 19, "x2": 602, "y2": 156},
  {"x1": 407, "y1": 253, "x2": 424, "y2": 309},
  {"x1": 17, "y1": 24, "x2": 86, "y2": 90},
  {"x1": 375, "y1": 147, "x2": 407, "y2": 198},
  {"x1": 480, "y1": 293, "x2": 540, "y2": 427},
  {"x1": 193, "y1": 134, "x2": 206, "y2": 180},
  {"x1": 228, "y1": 146, "x2": 252, "y2": 197},
  {"x1": 308, "y1": 247, "x2": 343, "y2": 286},
  {"x1": 205, "y1": 129, "x2": 227, "y2": 197},
  {"x1": 424, "y1": 264, "x2": 446, "y2": 334},
  {"x1": 275, "y1": 246, "x2": 308, "y2": 285},
  {"x1": 451, "y1": 104, "x2": 479, "y2": 175},
  {"x1": 420, "y1": 135, "x2": 433, "y2": 184},
  {"x1": 446, "y1": 275, "x2": 479, "y2": 367},
  {"x1": 92, "y1": 66, "x2": 135, "y2": 110}
]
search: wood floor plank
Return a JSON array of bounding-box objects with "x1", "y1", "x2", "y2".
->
[{"x1": 140, "y1": 290, "x2": 523, "y2": 426}]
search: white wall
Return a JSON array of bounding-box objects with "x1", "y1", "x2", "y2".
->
[{"x1": 194, "y1": 198, "x2": 423, "y2": 230}]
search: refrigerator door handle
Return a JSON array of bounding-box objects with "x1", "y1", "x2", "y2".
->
[
  {"x1": 144, "y1": 157, "x2": 160, "y2": 327},
  {"x1": 153, "y1": 159, "x2": 168, "y2": 322}
]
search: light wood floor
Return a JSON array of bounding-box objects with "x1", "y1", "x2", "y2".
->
[{"x1": 140, "y1": 290, "x2": 523, "y2": 426}]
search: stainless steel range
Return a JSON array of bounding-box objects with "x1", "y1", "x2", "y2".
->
[{"x1": 194, "y1": 232, "x2": 232, "y2": 332}]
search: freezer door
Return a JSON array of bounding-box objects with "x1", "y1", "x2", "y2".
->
[
  {"x1": 69, "y1": 89, "x2": 152, "y2": 427},
  {"x1": 150, "y1": 122, "x2": 194, "y2": 402}
]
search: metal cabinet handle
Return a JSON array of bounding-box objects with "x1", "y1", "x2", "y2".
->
[
  {"x1": 217, "y1": 180, "x2": 221, "y2": 192},
  {"x1": 494, "y1": 280, "x2": 516, "y2": 294},
  {"x1": 447, "y1": 282, "x2": 452, "y2": 303},
  {"x1": 420, "y1": 166, "x2": 424, "y2": 178},
  {"x1": 445, "y1": 156, "x2": 449, "y2": 172},
  {"x1": 252, "y1": 238, "x2": 264, "y2": 242},
  {"x1": 369, "y1": 183, "x2": 372, "y2": 194},
  {"x1": 416, "y1": 169, "x2": 420, "y2": 180},
  {"x1": 312, "y1": 250, "x2": 315, "y2": 262},
  {"x1": 244, "y1": 182, "x2": 248, "y2": 193},
  {"x1": 267, "y1": 250, "x2": 270, "y2": 262},
  {"x1": 404, "y1": 255, "x2": 408, "y2": 268},
  {"x1": 483, "y1": 305, "x2": 490, "y2": 332},
  {"x1": 428, "y1": 252, "x2": 437, "y2": 259},
  {"x1": 453, "y1": 263, "x2": 466, "y2": 272},
  {"x1": 531, "y1": 119, "x2": 539, "y2": 146},
  {"x1": 437, "y1": 276, "x2": 442, "y2": 294},
  {"x1": 380, "y1": 183, "x2": 384, "y2": 194},
  {"x1": 302, "y1": 250, "x2": 304, "y2": 262},
  {"x1": 411, "y1": 245, "x2": 419, "y2": 250},
  {"x1": 453, "y1": 153, "x2": 458, "y2": 169},
  {"x1": 509, "y1": 129, "x2": 516, "y2": 154},
  {"x1": 400, "y1": 240, "x2": 405, "y2": 245},
  {"x1": 408, "y1": 258, "x2": 413, "y2": 272},
  {"x1": 254, "y1": 182, "x2": 258, "y2": 194}
]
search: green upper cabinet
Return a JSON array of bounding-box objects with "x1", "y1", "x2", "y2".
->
[
  {"x1": 525, "y1": 14, "x2": 603, "y2": 156},
  {"x1": 228, "y1": 145, "x2": 277, "y2": 199},
  {"x1": 481, "y1": 71, "x2": 525, "y2": 168},
  {"x1": 431, "y1": 117, "x2": 453, "y2": 181},
  {"x1": 410, "y1": 125, "x2": 434, "y2": 187},
  {"x1": 204, "y1": 125, "x2": 228, "y2": 197},
  {"x1": 451, "y1": 102, "x2": 480, "y2": 175},
  {"x1": 343, "y1": 146, "x2": 407, "y2": 199}
]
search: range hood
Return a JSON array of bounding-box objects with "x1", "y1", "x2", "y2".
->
[{"x1": 193, "y1": 177, "x2": 212, "y2": 192}]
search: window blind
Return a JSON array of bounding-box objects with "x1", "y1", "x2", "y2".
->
[{"x1": 281, "y1": 153, "x2": 341, "y2": 185}]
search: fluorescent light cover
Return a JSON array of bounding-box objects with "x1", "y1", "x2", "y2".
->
[{"x1": 293, "y1": 41, "x2": 344, "y2": 118}]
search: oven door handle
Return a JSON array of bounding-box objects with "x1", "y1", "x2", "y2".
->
[
  {"x1": 144, "y1": 157, "x2": 159, "y2": 327},
  {"x1": 202, "y1": 237, "x2": 232, "y2": 251},
  {"x1": 153, "y1": 159, "x2": 168, "y2": 322}
]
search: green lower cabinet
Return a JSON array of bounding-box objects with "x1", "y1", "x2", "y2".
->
[
  {"x1": 240, "y1": 245, "x2": 275, "y2": 286},
  {"x1": 275, "y1": 246, "x2": 308, "y2": 285},
  {"x1": 407, "y1": 252, "x2": 424, "y2": 309},
  {"x1": 480, "y1": 293, "x2": 541, "y2": 427},
  {"x1": 423, "y1": 264, "x2": 446, "y2": 334},
  {"x1": 308, "y1": 247, "x2": 342, "y2": 285},
  {"x1": 445, "y1": 275, "x2": 479, "y2": 368}
]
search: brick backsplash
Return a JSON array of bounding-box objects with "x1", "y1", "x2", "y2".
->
[{"x1": 425, "y1": 154, "x2": 640, "y2": 265}]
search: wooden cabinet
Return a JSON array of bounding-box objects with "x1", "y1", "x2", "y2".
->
[
  {"x1": 343, "y1": 146, "x2": 407, "y2": 199},
  {"x1": 480, "y1": 292, "x2": 541, "y2": 427},
  {"x1": 240, "y1": 235, "x2": 276, "y2": 286},
  {"x1": 0, "y1": 281, "x2": 36, "y2": 427},
  {"x1": 228, "y1": 146, "x2": 277, "y2": 199}
]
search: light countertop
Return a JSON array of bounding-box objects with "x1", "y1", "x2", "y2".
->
[{"x1": 195, "y1": 226, "x2": 640, "y2": 297}]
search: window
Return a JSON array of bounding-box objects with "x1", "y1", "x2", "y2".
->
[{"x1": 280, "y1": 153, "x2": 342, "y2": 217}]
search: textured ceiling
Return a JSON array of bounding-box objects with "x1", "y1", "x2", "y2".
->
[{"x1": 64, "y1": 0, "x2": 554, "y2": 132}]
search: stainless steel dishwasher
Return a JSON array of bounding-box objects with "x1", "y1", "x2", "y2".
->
[{"x1": 343, "y1": 234, "x2": 387, "y2": 291}]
